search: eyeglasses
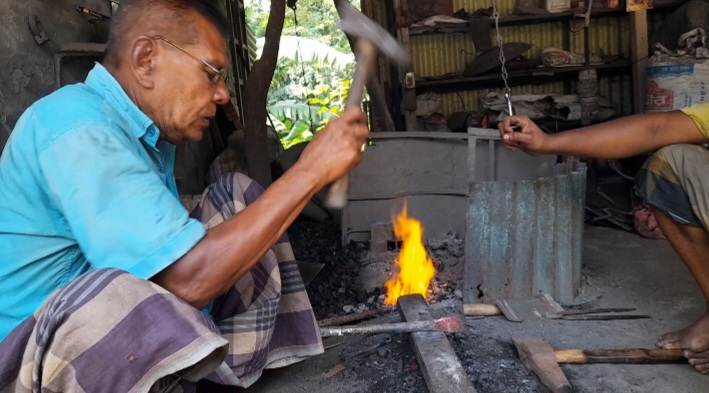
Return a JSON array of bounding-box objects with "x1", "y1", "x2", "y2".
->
[{"x1": 149, "y1": 35, "x2": 228, "y2": 86}]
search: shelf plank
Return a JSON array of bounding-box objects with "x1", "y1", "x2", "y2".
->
[
  {"x1": 416, "y1": 60, "x2": 631, "y2": 93},
  {"x1": 409, "y1": 1, "x2": 684, "y2": 36}
]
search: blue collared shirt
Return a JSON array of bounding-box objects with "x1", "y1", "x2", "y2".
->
[{"x1": 0, "y1": 64, "x2": 206, "y2": 341}]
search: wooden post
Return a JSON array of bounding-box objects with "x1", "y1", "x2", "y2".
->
[
  {"x1": 630, "y1": 10, "x2": 648, "y2": 114},
  {"x1": 393, "y1": 0, "x2": 417, "y2": 131}
]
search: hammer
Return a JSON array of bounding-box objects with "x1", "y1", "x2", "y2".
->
[
  {"x1": 325, "y1": 1, "x2": 409, "y2": 209},
  {"x1": 512, "y1": 337, "x2": 685, "y2": 393}
]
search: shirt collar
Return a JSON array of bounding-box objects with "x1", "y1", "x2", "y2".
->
[{"x1": 84, "y1": 63, "x2": 161, "y2": 148}]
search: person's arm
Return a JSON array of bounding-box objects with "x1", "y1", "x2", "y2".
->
[
  {"x1": 498, "y1": 111, "x2": 706, "y2": 159},
  {"x1": 152, "y1": 109, "x2": 369, "y2": 308}
]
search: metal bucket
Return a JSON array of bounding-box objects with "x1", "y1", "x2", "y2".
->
[{"x1": 464, "y1": 128, "x2": 587, "y2": 304}]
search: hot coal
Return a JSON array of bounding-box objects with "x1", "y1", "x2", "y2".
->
[
  {"x1": 288, "y1": 220, "x2": 374, "y2": 318},
  {"x1": 289, "y1": 220, "x2": 466, "y2": 319}
]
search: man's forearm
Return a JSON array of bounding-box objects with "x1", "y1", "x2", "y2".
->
[
  {"x1": 544, "y1": 111, "x2": 704, "y2": 159},
  {"x1": 154, "y1": 163, "x2": 323, "y2": 308}
]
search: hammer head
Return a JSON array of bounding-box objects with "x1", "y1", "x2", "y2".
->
[
  {"x1": 337, "y1": 1, "x2": 409, "y2": 65},
  {"x1": 512, "y1": 337, "x2": 573, "y2": 393}
]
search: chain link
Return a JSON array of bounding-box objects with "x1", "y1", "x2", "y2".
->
[{"x1": 491, "y1": 0, "x2": 514, "y2": 116}]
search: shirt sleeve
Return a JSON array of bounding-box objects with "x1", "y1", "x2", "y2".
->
[
  {"x1": 680, "y1": 102, "x2": 709, "y2": 139},
  {"x1": 38, "y1": 125, "x2": 206, "y2": 279}
]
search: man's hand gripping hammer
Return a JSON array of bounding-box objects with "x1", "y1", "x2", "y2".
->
[{"x1": 324, "y1": 1, "x2": 409, "y2": 209}]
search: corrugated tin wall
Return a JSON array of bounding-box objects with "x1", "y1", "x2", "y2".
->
[
  {"x1": 370, "y1": 1, "x2": 633, "y2": 117},
  {"x1": 454, "y1": 0, "x2": 516, "y2": 14}
]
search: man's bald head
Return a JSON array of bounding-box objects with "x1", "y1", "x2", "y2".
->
[{"x1": 103, "y1": 0, "x2": 228, "y2": 70}]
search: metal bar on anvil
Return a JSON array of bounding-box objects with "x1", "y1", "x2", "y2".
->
[
  {"x1": 319, "y1": 316, "x2": 461, "y2": 337},
  {"x1": 398, "y1": 294, "x2": 478, "y2": 393}
]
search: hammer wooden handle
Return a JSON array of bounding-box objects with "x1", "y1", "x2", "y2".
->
[
  {"x1": 555, "y1": 348, "x2": 685, "y2": 364},
  {"x1": 325, "y1": 176, "x2": 349, "y2": 209},
  {"x1": 324, "y1": 41, "x2": 376, "y2": 209},
  {"x1": 463, "y1": 303, "x2": 501, "y2": 316}
]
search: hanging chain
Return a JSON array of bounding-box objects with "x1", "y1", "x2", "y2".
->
[{"x1": 491, "y1": 0, "x2": 514, "y2": 117}]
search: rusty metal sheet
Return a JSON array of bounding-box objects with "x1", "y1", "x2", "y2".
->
[
  {"x1": 411, "y1": 33, "x2": 474, "y2": 78},
  {"x1": 464, "y1": 129, "x2": 586, "y2": 304},
  {"x1": 453, "y1": 0, "x2": 516, "y2": 14}
]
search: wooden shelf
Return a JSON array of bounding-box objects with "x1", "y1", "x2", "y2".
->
[
  {"x1": 410, "y1": 1, "x2": 685, "y2": 36},
  {"x1": 416, "y1": 60, "x2": 631, "y2": 93}
]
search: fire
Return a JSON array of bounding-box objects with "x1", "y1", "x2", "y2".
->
[{"x1": 384, "y1": 205, "x2": 436, "y2": 305}]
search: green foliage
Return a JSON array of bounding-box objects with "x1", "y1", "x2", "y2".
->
[
  {"x1": 244, "y1": 1, "x2": 269, "y2": 38},
  {"x1": 245, "y1": 0, "x2": 356, "y2": 52},
  {"x1": 268, "y1": 57, "x2": 352, "y2": 149},
  {"x1": 244, "y1": 0, "x2": 357, "y2": 149}
]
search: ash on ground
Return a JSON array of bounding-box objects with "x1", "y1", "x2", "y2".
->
[
  {"x1": 288, "y1": 220, "x2": 465, "y2": 319},
  {"x1": 452, "y1": 331, "x2": 544, "y2": 393},
  {"x1": 335, "y1": 333, "x2": 427, "y2": 393}
]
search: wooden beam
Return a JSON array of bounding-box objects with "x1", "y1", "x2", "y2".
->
[
  {"x1": 398, "y1": 295, "x2": 478, "y2": 393},
  {"x1": 630, "y1": 10, "x2": 648, "y2": 114},
  {"x1": 393, "y1": 0, "x2": 417, "y2": 131}
]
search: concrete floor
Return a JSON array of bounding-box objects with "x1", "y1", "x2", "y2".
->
[
  {"x1": 470, "y1": 225, "x2": 707, "y2": 393},
  {"x1": 240, "y1": 226, "x2": 707, "y2": 393}
]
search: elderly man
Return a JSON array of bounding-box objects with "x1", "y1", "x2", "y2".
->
[
  {"x1": 499, "y1": 104, "x2": 709, "y2": 373},
  {"x1": 0, "y1": 1, "x2": 368, "y2": 392}
]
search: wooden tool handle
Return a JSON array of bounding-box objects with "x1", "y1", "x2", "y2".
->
[
  {"x1": 324, "y1": 176, "x2": 349, "y2": 209},
  {"x1": 555, "y1": 348, "x2": 685, "y2": 364},
  {"x1": 324, "y1": 41, "x2": 376, "y2": 209},
  {"x1": 463, "y1": 303, "x2": 501, "y2": 316}
]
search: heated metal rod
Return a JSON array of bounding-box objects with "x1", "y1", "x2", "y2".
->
[{"x1": 319, "y1": 316, "x2": 462, "y2": 337}]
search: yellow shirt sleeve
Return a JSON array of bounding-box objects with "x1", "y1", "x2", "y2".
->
[{"x1": 680, "y1": 102, "x2": 709, "y2": 139}]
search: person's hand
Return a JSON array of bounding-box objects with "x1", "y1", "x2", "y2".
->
[
  {"x1": 498, "y1": 115, "x2": 550, "y2": 154},
  {"x1": 297, "y1": 108, "x2": 370, "y2": 188}
]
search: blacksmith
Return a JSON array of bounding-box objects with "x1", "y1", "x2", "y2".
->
[
  {"x1": 0, "y1": 0, "x2": 368, "y2": 391},
  {"x1": 500, "y1": 105, "x2": 709, "y2": 373}
]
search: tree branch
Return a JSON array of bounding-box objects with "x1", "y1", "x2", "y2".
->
[{"x1": 242, "y1": 0, "x2": 287, "y2": 186}]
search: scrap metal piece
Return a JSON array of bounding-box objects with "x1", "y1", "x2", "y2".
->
[
  {"x1": 557, "y1": 314, "x2": 651, "y2": 321},
  {"x1": 495, "y1": 293, "x2": 564, "y2": 322},
  {"x1": 464, "y1": 43, "x2": 532, "y2": 76}
]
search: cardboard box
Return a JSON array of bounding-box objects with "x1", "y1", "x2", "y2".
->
[{"x1": 545, "y1": 0, "x2": 571, "y2": 12}]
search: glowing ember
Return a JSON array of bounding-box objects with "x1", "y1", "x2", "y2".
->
[{"x1": 384, "y1": 204, "x2": 436, "y2": 305}]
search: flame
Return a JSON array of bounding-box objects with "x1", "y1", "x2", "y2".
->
[{"x1": 384, "y1": 205, "x2": 436, "y2": 305}]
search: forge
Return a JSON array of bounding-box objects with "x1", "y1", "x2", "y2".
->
[{"x1": 345, "y1": 128, "x2": 587, "y2": 304}]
